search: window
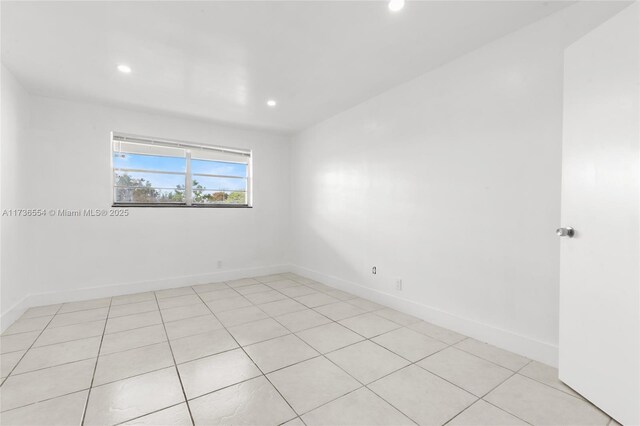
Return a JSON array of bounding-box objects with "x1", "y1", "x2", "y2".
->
[{"x1": 111, "y1": 132, "x2": 252, "y2": 207}]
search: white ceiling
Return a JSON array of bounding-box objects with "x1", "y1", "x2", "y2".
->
[{"x1": 1, "y1": 1, "x2": 570, "y2": 133}]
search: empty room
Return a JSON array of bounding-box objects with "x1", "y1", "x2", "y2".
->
[{"x1": 0, "y1": 1, "x2": 638, "y2": 425}]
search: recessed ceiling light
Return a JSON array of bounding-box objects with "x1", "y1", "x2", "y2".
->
[
  {"x1": 117, "y1": 64, "x2": 132, "y2": 74},
  {"x1": 388, "y1": 0, "x2": 405, "y2": 12},
  {"x1": 267, "y1": 99, "x2": 277, "y2": 107}
]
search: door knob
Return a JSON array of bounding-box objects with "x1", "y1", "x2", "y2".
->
[{"x1": 556, "y1": 227, "x2": 575, "y2": 237}]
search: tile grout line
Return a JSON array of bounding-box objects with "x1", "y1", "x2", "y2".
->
[
  {"x1": 0, "y1": 304, "x2": 64, "y2": 387},
  {"x1": 185, "y1": 356, "x2": 324, "y2": 403},
  {"x1": 76, "y1": 281, "x2": 495, "y2": 387},
  {"x1": 153, "y1": 292, "x2": 196, "y2": 426},
  {"x1": 244, "y1": 288, "x2": 427, "y2": 422},
  {"x1": 190, "y1": 285, "x2": 301, "y2": 424},
  {"x1": 175, "y1": 275, "x2": 547, "y2": 420},
  {"x1": 440, "y1": 360, "x2": 535, "y2": 426},
  {"x1": 300, "y1": 369, "x2": 417, "y2": 424},
  {"x1": 85, "y1": 363, "x2": 175, "y2": 390},
  {"x1": 15, "y1": 306, "x2": 147, "y2": 333},
  {"x1": 298, "y1": 385, "x2": 370, "y2": 420},
  {"x1": 3, "y1": 286, "x2": 466, "y2": 363},
  {"x1": 15, "y1": 296, "x2": 212, "y2": 334},
  {"x1": 477, "y1": 366, "x2": 536, "y2": 426},
  {"x1": 204, "y1": 279, "x2": 584, "y2": 409},
  {"x1": 0, "y1": 388, "x2": 90, "y2": 415},
  {"x1": 279, "y1": 416, "x2": 306, "y2": 426},
  {"x1": 281, "y1": 319, "x2": 429, "y2": 423},
  {"x1": 225, "y1": 274, "x2": 591, "y2": 420},
  {"x1": 112, "y1": 401, "x2": 185, "y2": 426},
  {"x1": 82, "y1": 331, "x2": 169, "y2": 358},
  {"x1": 362, "y1": 343, "x2": 463, "y2": 424},
  {"x1": 2, "y1": 274, "x2": 587, "y2": 425},
  {"x1": 13, "y1": 299, "x2": 109, "y2": 322},
  {"x1": 7, "y1": 324, "x2": 107, "y2": 352},
  {"x1": 0, "y1": 275, "x2": 325, "y2": 337},
  {"x1": 2, "y1": 312, "x2": 549, "y2": 423},
  {"x1": 357, "y1": 331, "x2": 549, "y2": 425},
  {"x1": 509, "y1": 370, "x2": 591, "y2": 402},
  {"x1": 1, "y1": 276, "x2": 399, "y2": 418},
  {"x1": 4, "y1": 281, "x2": 332, "y2": 389},
  {"x1": 6, "y1": 354, "x2": 105, "y2": 379},
  {"x1": 175, "y1": 279, "x2": 480, "y2": 423},
  {"x1": 238, "y1": 285, "x2": 531, "y2": 424},
  {"x1": 80, "y1": 297, "x2": 113, "y2": 426}
]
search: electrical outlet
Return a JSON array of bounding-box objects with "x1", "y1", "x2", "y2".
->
[
  {"x1": 396, "y1": 278, "x2": 403, "y2": 291},
  {"x1": 217, "y1": 260, "x2": 222, "y2": 269},
  {"x1": 372, "y1": 266, "x2": 377, "y2": 275}
]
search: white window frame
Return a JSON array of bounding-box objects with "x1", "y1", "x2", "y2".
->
[{"x1": 111, "y1": 132, "x2": 253, "y2": 208}]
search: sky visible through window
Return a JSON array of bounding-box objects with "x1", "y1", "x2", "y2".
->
[{"x1": 113, "y1": 153, "x2": 247, "y2": 192}]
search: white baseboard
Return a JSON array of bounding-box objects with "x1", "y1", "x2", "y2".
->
[
  {"x1": 290, "y1": 264, "x2": 559, "y2": 367},
  {"x1": 1, "y1": 295, "x2": 31, "y2": 335},
  {"x1": 0, "y1": 264, "x2": 289, "y2": 333},
  {"x1": 1, "y1": 262, "x2": 559, "y2": 368}
]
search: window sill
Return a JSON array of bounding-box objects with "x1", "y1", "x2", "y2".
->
[{"x1": 112, "y1": 203, "x2": 252, "y2": 208}]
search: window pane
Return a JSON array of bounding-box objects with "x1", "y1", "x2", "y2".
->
[
  {"x1": 114, "y1": 171, "x2": 186, "y2": 203},
  {"x1": 191, "y1": 159, "x2": 247, "y2": 177},
  {"x1": 113, "y1": 153, "x2": 186, "y2": 173},
  {"x1": 192, "y1": 176, "x2": 247, "y2": 191},
  {"x1": 114, "y1": 188, "x2": 185, "y2": 204},
  {"x1": 114, "y1": 171, "x2": 185, "y2": 190},
  {"x1": 192, "y1": 190, "x2": 247, "y2": 205},
  {"x1": 112, "y1": 134, "x2": 252, "y2": 207}
]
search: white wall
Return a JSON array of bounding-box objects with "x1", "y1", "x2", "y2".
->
[
  {"x1": 0, "y1": 94, "x2": 290, "y2": 328},
  {"x1": 289, "y1": 2, "x2": 627, "y2": 365},
  {"x1": 1, "y1": 65, "x2": 32, "y2": 329}
]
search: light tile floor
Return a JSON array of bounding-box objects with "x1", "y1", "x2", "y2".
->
[{"x1": 0, "y1": 273, "x2": 617, "y2": 425}]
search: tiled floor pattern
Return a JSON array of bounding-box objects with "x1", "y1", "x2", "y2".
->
[{"x1": 0, "y1": 273, "x2": 616, "y2": 425}]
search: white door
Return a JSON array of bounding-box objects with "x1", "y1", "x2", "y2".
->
[{"x1": 559, "y1": 3, "x2": 639, "y2": 425}]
